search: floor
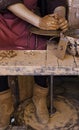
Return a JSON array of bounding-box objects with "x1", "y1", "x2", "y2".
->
[
  {"x1": 54, "y1": 76, "x2": 79, "y2": 100},
  {"x1": 7, "y1": 76, "x2": 79, "y2": 130}
]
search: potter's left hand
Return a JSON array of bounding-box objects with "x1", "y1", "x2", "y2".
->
[{"x1": 58, "y1": 17, "x2": 68, "y2": 32}]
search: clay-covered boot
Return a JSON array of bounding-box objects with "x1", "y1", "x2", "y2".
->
[
  {"x1": 32, "y1": 84, "x2": 49, "y2": 124},
  {"x1": 0, "y1": 89, "x2": 14, "y2": 130}
]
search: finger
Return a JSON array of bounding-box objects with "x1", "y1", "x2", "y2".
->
[
  {"x1": 45, "y1": 25, "x2": 59, "y2": 30},
  {"x1": 60, "y1": 24, "x2": 68, "y2": 30},
  {"x1": 46, "y1": 15, "x2": 58, "y2": 22},
  {"x1": 62, "y1": 28, "x2": 68, "y2": 32},
  {"x1": 58, "y1": 17, "x2": 66, "y2": 23},
  {"x1": 59, "y1": 22, "x2": 68, "y2": 29},
  {"x1": 39, "y1": 21, "x2": 59, "y2": 30},
  {"x1": 61, "y1": 25, "x2": 68, "y2": 32},
  {"x1": 59, "y1": 20, "x2": 68, "y2": 27},
  {"x1": 48, "y1": 18, "x2": 58, "y2": 23},
  {"x1": 46, "y1": 20, "x2": 58, "y2": 27},
  {"x1": 48, "y1": 13, "x2": 58, "y2": 18},
  {"x1": 40, "y1": 24, "x2": 59, "y2": 30}
]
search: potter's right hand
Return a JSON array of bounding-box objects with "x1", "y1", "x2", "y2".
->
[{"x1": 39, "y1": 14, "x2": 59, "y2": 30}]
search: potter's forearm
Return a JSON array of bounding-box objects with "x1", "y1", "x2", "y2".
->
[{"x1": 8, "y1": 3, "x2": 41, "y2": 28}]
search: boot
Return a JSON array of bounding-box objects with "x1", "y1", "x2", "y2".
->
[
  {"x1": 32, "y1": 84, "x2": 49, "y2": 124},
  {"x1": 0, "y1": 89, "x2": 14, "y2": 130}
]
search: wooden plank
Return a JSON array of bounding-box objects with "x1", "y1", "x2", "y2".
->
[
  {"x1": 73, "y1": 56, "x2": 79, "y2": 75},
  {"x1": 57, "y1": 54, "x2": 78, "y2": 75},
  {"x1": 0, "y1": 49, "x2": 78, "y2": 75},
  {"x1": 0, "y1": 50, "x2": 46, "y2": 75},
  {"x1": 74, "y1": 56, "x2": 79, "y2": 67},
  {"x1": 46, "y1": 43, "x2": 78, "y2": 75},
  {"x1": 58, "y1": 54, "x2": 74, "y2": 67},
  {"x1": 46, "y1": 43, "x2": 58, "y2": 75}
]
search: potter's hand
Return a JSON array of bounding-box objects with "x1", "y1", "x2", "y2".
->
[
  {"x1": 58, "y1": 17, "x2": 68, "y2": 32},
  {"x1": 39, "y1": 14, "x2": 59, "y2": 30}
]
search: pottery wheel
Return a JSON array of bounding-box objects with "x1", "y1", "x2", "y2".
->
[{"x1": 14, "y1": 96, "x2": 79, "y2": 130}]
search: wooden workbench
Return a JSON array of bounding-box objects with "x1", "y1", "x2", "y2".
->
[
  {"x1": 0, "y1": 43, "x2": 79, "y2": 76},
  {"x1": 1, "y1": 43, "x2": 79, "y2": 130}
]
